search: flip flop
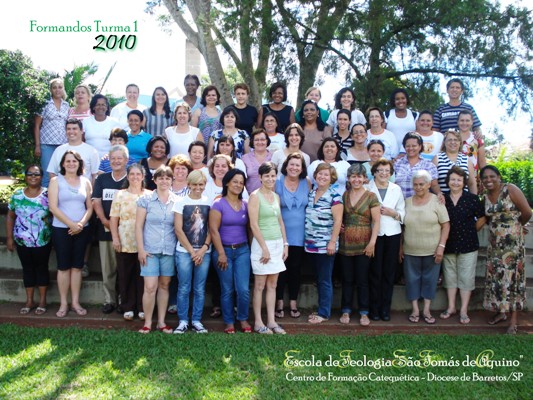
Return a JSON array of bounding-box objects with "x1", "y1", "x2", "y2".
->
[
  {"x1": 439, "y1": 310, "x2": 456, "y2": 319},
  {"x1": 408, "y1": 314, "x2": 419, "y2": 323},
  {"x1": 56, "y1": 308, "x2": 68, "y2": 318},
  {"x1": 423, "y1": 314, "x2": 436, "y2": 324},
  {"x1": 35, "y1": 307, "x2": 47, "y2": 315},
  {"x1": 488, "y1": 313, "x2": 507, "y2": 325},
  {"x1": 506, "y1": 325, "x2": 518, "y2": 335},
  {"x1": 157, "y1": 325, "x2": 173, "y2": 334},
  {"x1": 308, "y1": 315, "x2": 328, "y2": 324},
  {"x1": 275, "y1": 309, "x2": 285, "y2": 318},
  {"x1": 339, "y1": 313, "x2": 350, "y2": 324},
  {"x1": 290, "y1": 309, "x2": 301, "y2": 318},
  {"x1": 254, "y1": 326, "x2": 273, "y2": 334},
  {"x1": 71, "y1": 307, "x2": 87, "y2": 316},
  {"x1": 224, "y1": 327, "x2": 236, "y2": 334},
  {"x1": 138, "y1": 326, "x2": 151, "y2": 334},
  {"x1": 460, "y1": 315, "x2": 470, "y2": 325},
  {"x1": 210, "y1": 307, "x2": 221, "y2": 318},
  {"x1": 359, "y1": 315, "x2": 370, "y2": 326},
  {"x1": 268, "y1": 325, "x2": 287, "y2": 335}
]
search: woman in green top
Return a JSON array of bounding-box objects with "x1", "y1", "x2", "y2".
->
[
  {"x1": 338, "y1": 163, "x2": 381, "y2": 326},
  {"x1": 248, "y1": 162, "x2": 289, "y2": 334}
]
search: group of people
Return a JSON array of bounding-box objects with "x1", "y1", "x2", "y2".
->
[{"x1": 9, "y1": 76, "x2": 530, "y2": 335}]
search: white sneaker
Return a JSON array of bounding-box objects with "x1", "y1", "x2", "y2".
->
[
  {"x1": 191, "y1": 321, "x2": 208, "y2": 334},
  {"x1": 123, "y1": 311, "x2": 134, "y2": 321},
  {"x1": 138, "y1": 312, "x2": 145, "y2": 320},
  {"x1": 81, "y1": 263, "x2": 90, "y2": 278},
  {"x1": 174, "y1": 321, "x2": 188, "y2": 334}
]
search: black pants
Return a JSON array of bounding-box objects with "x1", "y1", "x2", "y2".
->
[
  {"x1": 276, "y1": 246, "x2": 304, "y2": 302},
  {"x1": 116, "y1": 252, "x2": 144, "y2": 313},
  {"x1": 16, "y1": 243, "x2": 52, "y2": 287},
  {"x1": 339, "y1": 254, "x2": 371, "y2": 314},
  {"x1": 370, "y1": 234, "x2": 401, "y2": 316}
]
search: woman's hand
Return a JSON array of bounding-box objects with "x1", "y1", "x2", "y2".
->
[
  {"x1": 192, "y1": 247, "x2": 207, "y2": 266},
  {"x1": 260, "y1": 247, "x2": 271, "y2": 264},
  {"x1": 138, "y1": 250, "x2": 150, "y2": 266},
  {"x1": 380, "y1": 206, "x2": 396, "y2": 218},
  {"x1": 6, "y1": 237, "x2": 15, "y2": 252},
  {"x1": 434, "y1": 246, "x2": 444, "y2": 264},
  {"x1": 364, "y1": 242, "x2": 375, "y2": 258},
  {"x1": 282, "y1": 245, "x2": 288, "y2": 261},
  {"x1": 112, "y1": 238, "x2": 121, "y2": 253},
  {"x1": 216, "y1": 253, "x2": 228, "y2": 270},
  {"x1": 399, "y1": 244, "x2": 404, "y2": 262},
  {"x1": 34, "y1": 146, "x2": 41, "y2": 158},
  {"x1": 326, "y1": 240, "x2": 336, "y2": 256},
  {"x1": 68, "y1": 222, "x2": 84, "y2": 235}
]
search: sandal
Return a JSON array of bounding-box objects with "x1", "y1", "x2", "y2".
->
[
  {"x1": 275, "y1": 309, "x2": 285, "y2": 318},
  {"x1": 423, "y1": 314, "x2": 436, "y2": 324},
  {"x1": 254, "y1": 326, "x2": 273, "y2": 334},
  {"x1": 340, "y1": 313, "x2": 350, "y2": 324},
  {"x1": 290, "y1": 309, "x2": 301, "y2": 318},
  {"x1": 138, "y1": 326, "x2": 151, "y2": 334},
  {"x1": 210, "y1": 307, "x2": 221, "y2": 318},
  {"x1": 71, "y1": 307, "x2": 87, "y2": 316},
  {"x1": 157, "y1": 325, "x2": 173, "y2": 334},
  {"x1": 56, "y1": 308, "x2": 68, "y2": 318},
  {"x1": 359, "y1": 315, "x2": 370, "y2": 326},
  {"x1": 506, "y1": 325, "x2": 518, "y2": 335},
  {"x1": 308, "y1": 314, "x2": 328, "y2": 324},
  {"x1": 19, "y1": 306, "x2": 35, "y2": 315},
  {"x1": 408, "y1": 314, "x2": 420, "y2": 323},
  {"x1": 488, "y1": 312, "x2": 507, "y2": 325},
  {"x1": 439, "y1": 310, "x2": 456, "y2": 319},
  {"x1": 224, "y1": 327, "x2": 236, "y2": 334},
  {"x1": 268, "y1": 325, "x2": 287, "y2": 335},
  {"x1": 460, "y1": 315, "x2": 470, "y2": 325},
  {"x1": 35, "y1": 307, "x2": 47, "y2": 315}
]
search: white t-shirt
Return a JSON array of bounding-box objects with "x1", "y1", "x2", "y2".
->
[
  {"x1": 271, "y1": 149, "x2": 311, "y2": 173},
  {"x1": 110, "y1": 102, "x2": 147, "y2": 130},
  {"x1": 367, "y1": 129, "x2": 400, "y2": 160},
  {"x1": 385, "y1": 109, "x2": 417, "y2": 150},
  {"x1": 327, "y1": 109, "x2": 366, "y2": 131},
  {"x1": 82, "y1": 116, "x2": 121, "y2": 158},
  {"x1": 267, "y1": 133, "x2": 286, "y2": 153},
  {"x1": 307, "y1": 159, "x2": 350, "y2": 196},
  {"x1": 165, "y1": 126, "x2": 201, "y2": 157},
  {"x1": 204, "y1": 180, "x2": 249, "y2": 205},
  {"x1": 418, "y1": 131, "x2": 444, "y2": 161},
  {"x1": 172, "y1": 195, "x2": 212, "y2": 253},
  {"x1": 47, "y1": 142, "x2": 100, "y2": 181}
]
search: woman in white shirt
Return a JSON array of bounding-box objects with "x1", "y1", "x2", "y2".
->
[{"x1": 367, "y1": 158, "x2": 405, "y2": 322}]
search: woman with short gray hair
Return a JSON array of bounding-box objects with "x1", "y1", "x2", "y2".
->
[{"x1": 402, "y1": 169, "x2": 450, "y2": 324}]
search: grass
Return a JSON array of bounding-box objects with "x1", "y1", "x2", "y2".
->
[{"x1": 0, "y1": 324, "x2": 531, "y2": 399}]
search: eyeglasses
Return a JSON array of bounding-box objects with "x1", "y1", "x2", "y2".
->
[
  {"x1": 376, "y1": 169, "x2": 390, "y2": 174},
  {"x1": 25, "y1": 173, "x2": 41, "y2": 177}
]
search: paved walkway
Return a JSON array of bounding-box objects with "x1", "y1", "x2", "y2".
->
[{"x1": 1, "y1": 303, "x2": 531, "y2": 335}]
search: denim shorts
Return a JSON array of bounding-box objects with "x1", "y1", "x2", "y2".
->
[{"x1": 140, "y1": 253, "x2": 175, "y2": 277}]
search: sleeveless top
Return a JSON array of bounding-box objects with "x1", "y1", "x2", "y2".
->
[
  {"x1": 275, "y1": 176, "x2": 308, "y2": 246},
  {"x1": 257, "y1": 191, "x2": 282, "y2": 240},
  {"x1": 52, "y1": 175, "x2": 90, "y2": 228},
  {"x1": 262, "y1": 104, "x2": 294, "y2": 133},
  {"x1": 436, "y1": 152, "x2": 469, "y2": 193},
  {"x1": 198, "y1": 106, "x2": 222, "y2": 143}
]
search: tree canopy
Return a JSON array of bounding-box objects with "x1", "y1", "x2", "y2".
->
[{"x1": 148, "y1": 0, "x2": 532, "y2": 115}]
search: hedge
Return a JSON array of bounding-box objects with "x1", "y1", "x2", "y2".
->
[{"x1": 492, "y1": 160, "x2": 533, "y2": 206}]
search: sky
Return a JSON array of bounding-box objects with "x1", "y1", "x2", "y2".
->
[{"x1": 1, "y1": 0, "x2": 531, "y2": 147}]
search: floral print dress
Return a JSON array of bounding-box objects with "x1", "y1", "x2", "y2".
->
[{"x1": 483, "y1": 184, "x2": 526, "y2": 312}]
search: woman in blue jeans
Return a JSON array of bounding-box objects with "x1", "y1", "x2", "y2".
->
[
  {"x1": 305, "y1": 163, "x2": 343, "y2": 323},
  {"x1": 173, "y1": 170, "x2": 212, "y2": 334},
  {"x1": 209, "y1": 169, "x2": 252, "y2": 334}
]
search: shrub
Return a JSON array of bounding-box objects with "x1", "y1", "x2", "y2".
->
[{"x1": 492, "y1": 160, "x2": 533, "y2": 206}]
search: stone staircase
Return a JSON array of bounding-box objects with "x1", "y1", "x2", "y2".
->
[{"x1": 1, "y1": 215, "x2": 531, "y2": 311}]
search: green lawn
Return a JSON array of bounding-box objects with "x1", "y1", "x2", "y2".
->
[{"x1": 0, "y1": 324, "x2": 531, "y2": 399}]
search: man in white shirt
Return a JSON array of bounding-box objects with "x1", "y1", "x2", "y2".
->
[
  {"x1": 47, "y1": 119, "x2": 100, "y2": 184},
  {"x1": 110, "y1": 83, "x2": 147, "y2": 129}
]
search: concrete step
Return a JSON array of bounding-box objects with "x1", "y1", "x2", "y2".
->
[{"x1": 1, "y1": 268, "x2": 531, "y2": 311}]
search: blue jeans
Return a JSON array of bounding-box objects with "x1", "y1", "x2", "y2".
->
[
  {"x1": 213, "y1": 245, "x2": 251, "y2": 324},
  {"x1": 40, "y1": 144, "x2": 59, "y2": 188},
  {"x1": 308, "y1": 252, "x2": 335, "y2": 319},
  {"x1": 175, "y1": 251, "x2": 211, "y2": 322}
]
